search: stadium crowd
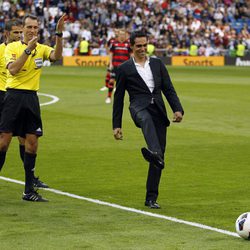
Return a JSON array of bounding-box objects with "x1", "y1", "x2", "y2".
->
[{"x1": 0, "y1": 0, "x2": 250, "y2": 57}]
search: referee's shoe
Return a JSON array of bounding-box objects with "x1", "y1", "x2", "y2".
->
[
  {"x1": 33, "y1": 177, "x2": 49, "y2": 188},
  {"x1": 22, "y1": 190, "x2": 48, "y2": 202}
]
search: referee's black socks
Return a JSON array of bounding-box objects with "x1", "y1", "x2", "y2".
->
[
  {"x1": 0, "y1": 151, "x2": 6, "y2": 171},
  {"x1": 24, "y1": 152, "x2": 36, "y2": 193},
  {"x1": 19, "y1": 144, "x2": 25, "y2": 162}
]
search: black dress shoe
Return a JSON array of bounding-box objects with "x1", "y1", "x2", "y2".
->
[
  {"x1": 145, "y1": 200, "x2": 161, "y2": 209},
  {"x1": 141, "y1": 147, "x2": 164, "y2": 169}
]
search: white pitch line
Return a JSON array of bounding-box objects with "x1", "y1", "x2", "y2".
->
[
  {"x1": 0, "y1": 176, "x2": 239, "y2": 238},
  {"x1": 0, "y1": 93, "x2": 240, "y2": 238},
  {"x1": 38, "y1": 92, "x2": 60, "y2": 106}
]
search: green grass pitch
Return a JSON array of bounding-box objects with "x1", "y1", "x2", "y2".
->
[{"x1": 0, "y1": 65, "x2": 250, "y2": 249}]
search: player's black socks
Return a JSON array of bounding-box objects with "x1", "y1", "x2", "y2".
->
[
  {"x1": 0, "y1": 151, "x2": 6, "y2": 171},
  {"x1": 19, "y1": 144, "x2": 25, "y2": 162},
  {"x1": 24, "y1": 152, "x2": 36, "y2": 193}
]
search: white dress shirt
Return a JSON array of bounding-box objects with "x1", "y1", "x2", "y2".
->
[{"x1": 133, "y1": 57, "x2": 155, "y2": 93}]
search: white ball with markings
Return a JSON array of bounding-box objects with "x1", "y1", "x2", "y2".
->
[{"x1": 235, "y1": 212, "x2": 250, "y2": 239}]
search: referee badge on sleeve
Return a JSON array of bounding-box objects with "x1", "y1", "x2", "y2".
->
[{"x1": 34, "y1": 58, "x2": 43, "y2": 68}]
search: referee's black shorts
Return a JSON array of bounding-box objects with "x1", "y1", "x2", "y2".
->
[
  {"x1": 0, "y1": 90, "x2": 6, "y2": 119},
  {"x1": 0, "y1": 89, "x2": 43, "y2": 137}
]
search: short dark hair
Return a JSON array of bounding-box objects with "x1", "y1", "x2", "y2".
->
[
  {"x1": 22, "y1": 14, "x2": 38, "y2": 26},
  {"x1": 4, "y1": 19, "x2": 22, "y2": 31},
  {"x1": 130, "y1": 31, "x2": 148, "y2": 46}
]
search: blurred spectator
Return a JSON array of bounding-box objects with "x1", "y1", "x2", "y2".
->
[
  {"x1": 236, "y1": 39, "x2": 246, "y2": 57},
  {"x1": 147, "y1": 43, "x2": 155, "y2": 57},
  {"x1": 79, "y1": 36, "x2": 89, "y2": 56},
  {"x1": 189, "y1": 40, "x2": 198, "y2": 56},
  {"x1": 205, "y1": 42, "x2": 216, "y2": 56},
  {"x1": 80, "y1": 26, "x2": 92, "y2": 41},
  {"x1": 2, "y1": 0, "x2": 11, "y2": 15},
  {"x1": 0, "y1": 11, "x2": 5, "y2": 29}
]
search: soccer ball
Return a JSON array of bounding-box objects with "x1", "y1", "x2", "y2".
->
[{"x1": 235, "y1": 212, "x2": 250, "y2": 239}]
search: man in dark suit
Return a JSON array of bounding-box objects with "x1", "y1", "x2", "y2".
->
[{"x1": 112, "y1": 31, "x2": 184, "y2": 209}]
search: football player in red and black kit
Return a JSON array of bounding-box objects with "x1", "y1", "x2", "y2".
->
[
  {"x1": 105, "y1": 29, "x2": 131, "y2": 104},
  {"x1": 100, "y1": 29, "x2": 118, "y2": 93}
]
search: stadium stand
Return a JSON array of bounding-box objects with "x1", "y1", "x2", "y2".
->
[{"x1": 0, "y1": 0, "x2": 249, "y2": 57}]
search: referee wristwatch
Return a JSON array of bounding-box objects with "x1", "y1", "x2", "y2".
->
[
  {"x1": 24, "y1": 48, "x2": 31, "y2": 55},
  {"x1": 55, "y1": 31, "x2": 63, "y2": 37}
]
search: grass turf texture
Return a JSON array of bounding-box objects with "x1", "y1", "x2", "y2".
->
[{"x1": 0, "y1": 66, "x2": 249, "y2": 249}]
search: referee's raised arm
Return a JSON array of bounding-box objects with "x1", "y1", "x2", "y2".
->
[{"x1": 49, "y1": 14, "x2": 67, "y2": 61}]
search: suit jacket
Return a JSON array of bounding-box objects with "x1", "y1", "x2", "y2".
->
[{"x1": 112, "y1": 57, "x2": 184, "y2": 129}]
